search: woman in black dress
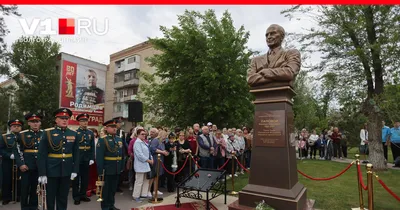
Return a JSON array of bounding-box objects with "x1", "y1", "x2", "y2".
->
[{"x1": 176, "y1": 131, "x2": 192, "y2": 183}]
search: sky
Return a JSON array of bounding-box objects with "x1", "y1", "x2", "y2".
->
[{"x1": 2, "y1": 5, "x2": 320, "y2": 82}]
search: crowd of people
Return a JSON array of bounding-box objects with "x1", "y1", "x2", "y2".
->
[
  {"x1": 113, "y1": 123, "x2": 254, "y2": 203},
  {"x1": 295, "y1": 120, "x2": 400, "y2": 168},
  {"x1": 296, "y1": 127, "x2": 348, "y2": 161}
]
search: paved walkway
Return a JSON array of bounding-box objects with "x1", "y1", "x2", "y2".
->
[{"x1": 1, "y1": 186, "x2": 238, "y2": 210}]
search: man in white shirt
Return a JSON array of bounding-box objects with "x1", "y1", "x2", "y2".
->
[{"x1": 360, "y1": 123, "x2": 369, "y2": 163}]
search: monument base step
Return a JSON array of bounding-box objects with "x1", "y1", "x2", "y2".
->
[{"x1": 228, "y1": 199, "x2": 316, "y2": 210}]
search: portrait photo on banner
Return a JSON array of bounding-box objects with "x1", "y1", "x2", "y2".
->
[{"x1": 75, "y1": 65, "x2": 106, "y2": 110}]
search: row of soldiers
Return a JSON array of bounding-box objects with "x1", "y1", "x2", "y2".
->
[{"x1": 0, "y1": 108, "x2": 125, "y2": 210}]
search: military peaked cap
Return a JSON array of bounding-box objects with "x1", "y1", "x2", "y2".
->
[
  {"x1": 54, "y1": 108, "x2": 73, "y2": 118},
  {"x1": 76, "y1": 113, "x2": 89, "y2": 121},
  {"x1": 8, "y1": 119, "x2": 24, "y2": 127},
  {"x1": 24, "y1": 113, "x2": 43, "y2": 121}
]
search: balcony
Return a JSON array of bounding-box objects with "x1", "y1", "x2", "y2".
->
[
  {"x1": 112, "y1": 109, "x2": 129, "y2": 118},
  {"x1": 114, "y1": 94, "x2": 137, "y2": 103},
  {"x1": 114, "y1": 78, "x2": 139, "y2": 89},
  {"x1": 114, "y1": 56, "x2": 140, "y2": 74},
  {"x1": 124, "y1": 94, "x2": 137, "y2": 101},
  {"x1": 125, "y1": 62, "x2": 140, "y2": 71}
]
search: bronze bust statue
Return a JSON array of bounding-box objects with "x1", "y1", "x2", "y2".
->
[{"x1": 247, "y1": 24, "x2": 301, "y2": 88}]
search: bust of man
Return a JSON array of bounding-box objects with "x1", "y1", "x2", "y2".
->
[{"x1": 247, "y1": 24, "x2": 301, "y2": 88}]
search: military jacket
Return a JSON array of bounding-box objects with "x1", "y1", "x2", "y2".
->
[
  {"x1": 96, "y1": 134, "x2": 124, "y2": 176},
  {"x1": 0, "y1": 133, "x2": 19, "y2": 160},
  {"x1": 76, "y1": 127, "x2": 95, "y2": 163},
  {"x1": 37, "y1": 126, "x2": 79, "y2": 177},
  {"x1": 16, "y1": 129, "x2": 43, "y2": 170}
]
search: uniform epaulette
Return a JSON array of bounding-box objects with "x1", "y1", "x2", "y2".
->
[
  {"x1": 20, "y1": 130, "x2": 29, "y2": 134},
  {"x1": 45, "y1": 128, "x2": 55, "y2": 131}
]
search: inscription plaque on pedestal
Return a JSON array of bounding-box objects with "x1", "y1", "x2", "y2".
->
[{"x1": 254, "y1": 110, "x2": 286, "y2": 147}]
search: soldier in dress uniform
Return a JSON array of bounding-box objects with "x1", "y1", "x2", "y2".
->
[
  {"x1": 72, "y1": 113, "x2": 95, "y2": 205},
  {"x1": 0, "y1": 119, "x2": 23, "y2": 205},
  {"x1": 96, "y1": 119, "x2": 123, "y2": 210},
  {"x1": 37, "y1": 108, "x2": 80, "y2": 210},
  {"x1": 113, "y1": 116, "x2": 126, "y2": 193},
  {"x1": 16, "y1": 113, "x2": 43, "y2": 210}
]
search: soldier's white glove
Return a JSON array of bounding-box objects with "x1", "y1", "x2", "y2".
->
[
  {"x1": 38, "y1": 176, "x2": 47, "y2": 184},
  {"x1": 70, "y1": 173, "x2": 77, "y2": 180},
  {"x1": 10, "y1": 154, "x2": 15, "y2": 159},
  {"x1": 89, "y1": 160, "x2": 94, "y2": 165}
]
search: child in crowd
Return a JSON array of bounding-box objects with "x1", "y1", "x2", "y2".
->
[
  {"x1": 298, "y1": 138, "x2": 307, "y2": 160},
  {"x1": 316, "y1": 134, "x2": 325, "y2": 159},
  {"x1": 325, "y1": 135, "x2": 334, "y2": 160}
]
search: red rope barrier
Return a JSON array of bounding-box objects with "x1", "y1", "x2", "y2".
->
[
  {"x1": 375, "y1": 174, "x2": 400, "y2": 202},
  {"x1": 218, "y1": 158, "x2": 230, "y2": 170},
  {"x1": 235, "y1": 157, "x2": 250, "y2": 173},
  {"x1": 357, "y1": 164, "x2": 368, "y2": 190},
  {"x1": 297, "y1": 161, "x2": 354, "y2": 181},
  {"x1": 161, "y1": 155, "x2": 189, "y2": 176},
  {"x1": 191, "y1": 156, "x2": 201, "y2": 168}
]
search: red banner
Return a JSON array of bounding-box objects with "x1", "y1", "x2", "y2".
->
[
  {"x1": 60, "y1": 60, "x2": 105, "y2": 126},
  {"x1": 61, "y1": 60, "x2": 77, "y2": 107}
]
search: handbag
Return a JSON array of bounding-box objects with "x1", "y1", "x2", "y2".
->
[
  {"x1": 126, "y1": 157, "x2": 133, "y2": 170},
  {"x1": 146, "y1": 144, "x2": 156, "y2": 179}
]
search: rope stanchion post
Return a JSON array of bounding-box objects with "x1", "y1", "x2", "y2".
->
[
  {"x1": 366, "y1": 163, "x2": 374, "y2": 210},
  {"x1": 230, "y1": 154, "x2": 238, "y2": 195},
  {"x1": 355, "y1": 154, "x2": 364, "y2": 210},
  {"x1": 150, "y1": 154, "x2": 163, "y2": 204}
]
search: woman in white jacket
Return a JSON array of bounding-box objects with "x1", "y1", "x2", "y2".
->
[{"x1": 308, "y1": 130, "x2": 319, "y2": 159}]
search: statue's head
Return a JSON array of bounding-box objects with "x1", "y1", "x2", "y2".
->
[{"x1": 266, "y1": 24, "x2": 285, "y2": 49}]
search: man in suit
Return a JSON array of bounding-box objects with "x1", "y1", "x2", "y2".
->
[
  {"x1": 247, "y1": 24, "x2": 301, "y2": 87},
  {"x1": 96, "y1": 119, "x2": 123, "y2": 210},
  {"x1": 17, "y1": 113, "x2": 43, "y2": 210},
  {"x1": 0, "y1": 119, "x2": 23, "y2": 205},
  {"x1": 37, "y1": 108, "x2": 80, "y2": 210},
  {"x1": 72, "y1": 113, "x2": 95, "y2": 205}
]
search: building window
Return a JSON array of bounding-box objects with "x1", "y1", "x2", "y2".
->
[
  {"x1": 119, "y1": 90, "x2": 123, "y2": 98},
  {"x1": 127, "y1": 56, "x2": 136, "y2": 64},
  {"x1": 114, "y1": 104, "x2": 122, "y2": 112},
  {"x1": 124, "y1": 73, "x2": 130, "y2": 80},
  {"x1": 126, "y1": 87, "x2": 138, "y2": 96}
]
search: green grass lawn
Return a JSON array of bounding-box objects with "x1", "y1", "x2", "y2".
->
[
  {"x1": 347, "y1": 146, "x2": 394, "y2": 164},
  {"x1": 228, "y1": 160, "x2": 400, "y2": 210}
]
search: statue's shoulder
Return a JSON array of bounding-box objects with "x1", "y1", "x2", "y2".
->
[
  {"x1": 285, "y1": 48, "x2": 301, "y2": 56},
  {"x1": 252, "y1": 53, "x2": 268, "y2": 61}
]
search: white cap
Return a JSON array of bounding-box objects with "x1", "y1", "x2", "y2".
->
[{"x1": 207, "y1": 122, "x2": 212, "y2": 126}]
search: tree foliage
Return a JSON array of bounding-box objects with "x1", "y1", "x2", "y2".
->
[
  {"x1": 10, "y1": 36, "x2": 61, "y2": 128},
  {"x1": 293, "y1": 71, "x2": 321, "y2": 131},
  {"x1": 0, "y1": 5, "x2": 20, "y2": 75},
  {"x1": 141, "y1": 10, "x2": 255, "y2": 128},
  {"x1": 282, "y1": 5, "x2": 400, "y2": 170}
]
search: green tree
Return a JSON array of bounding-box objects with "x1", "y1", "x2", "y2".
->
[
  {"x1": 142, "y1": 10, "x2": 255, "y2": 128},
  {"x1": 10, "y1": 36, "x2": 61, "y2": 128},
  {"x1": 293, "y1": 71, "x2": 321, "y2": 131},
  {"x1": 0, "y1": 5, "x2": 20, "y2": 75},
  {"x1": 0, "y1": 85, "x2": 19, "y2": 132},
  {"x1": 282, "y1": 5, "x2": 400, "y2": 170}
]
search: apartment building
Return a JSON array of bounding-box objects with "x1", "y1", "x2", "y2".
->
[{"x1": 105, "y1": 41, "x2": 161, "y2": 131}]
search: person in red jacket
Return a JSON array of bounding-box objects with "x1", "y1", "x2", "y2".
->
[{"x1": 331, "y1": 127, "x2": 342, "y2": 159}]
